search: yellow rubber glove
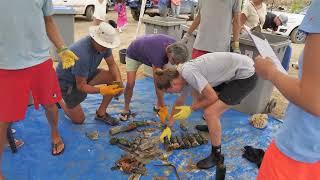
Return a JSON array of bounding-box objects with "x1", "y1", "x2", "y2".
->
[
  {"x1": 173, "y1": 106, "x2": 192, "y2": 120},
  {"x1": 57, "y1": 46, "x2": 79, "y2": 69},
  {"x1": 99, "y1": 84, "x2": 124, "y2": 96},
  {"x1": 158, "y1": 106, "x2": 169, "y2": 124},
  {"x1": 159, "y1": 127, "x2": 172, "y2": 143},
  {"x1": 231, "y1": 41, "x2": 241, "y2": 54}
]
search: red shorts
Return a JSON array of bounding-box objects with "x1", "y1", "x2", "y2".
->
[
  {"x1": 0, "y1": 59, "x2": 62, "y2": 122},
  {"x1": 257, "y1": 141, "x2": 320, "y2": 180},
  {"x1": 191, "y1": 48, "x2": 210, "y2": 59}
]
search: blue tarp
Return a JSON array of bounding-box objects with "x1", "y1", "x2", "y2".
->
[{"x1": 3, "y1": 78, "x2": 282, "y2": 179}]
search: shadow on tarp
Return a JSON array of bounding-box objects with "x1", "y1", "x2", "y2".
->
[{"x1": 3, "y1": 78, "x2": 282, "y2": 180}]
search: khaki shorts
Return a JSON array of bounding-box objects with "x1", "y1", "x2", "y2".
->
[{"x1": 125, "y1": 56, "x2": 143, "y2": 72}]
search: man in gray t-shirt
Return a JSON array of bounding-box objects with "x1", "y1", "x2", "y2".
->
[
  {"x1": 179, "y1": 52, "x2": 255, "y2": 93},
  {"x1": 181, "y1": 0, "x2": 242, "y2": 57},
  {"x1": 156, "y1": 52, "x2": 257, "y2": 169}
]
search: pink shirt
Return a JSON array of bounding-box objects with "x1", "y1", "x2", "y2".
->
[{"x1": 171, "y1": 0, "x2": 181, "y2": 6}]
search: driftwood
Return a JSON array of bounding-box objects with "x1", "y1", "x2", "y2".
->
[
  {"x1": 198, "y1": 133, "x2": 209, "y2": 144},
  {"x1": 109, "y1": 120, "x2": 161, "y2": 135},
  {"x1": 187, "y1": 134, "x2": 199, "y2": 147}
]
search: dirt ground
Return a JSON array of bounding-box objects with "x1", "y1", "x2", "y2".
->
[{"x1": 73, "y1": 9, "x2": 304, "y2": 119}]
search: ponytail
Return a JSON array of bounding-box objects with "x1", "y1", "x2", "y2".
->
[{"x1": 155, "y1": 68, "x2": 179, "y2": 90}]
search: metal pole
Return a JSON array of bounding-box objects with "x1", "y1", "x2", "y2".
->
[{"x1": 134, "y1": 0, "x2": 147, "y2": 38}]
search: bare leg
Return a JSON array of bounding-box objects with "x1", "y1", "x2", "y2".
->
[
  {"x1": 204, "y1": 100, "x2": 229, "y2": 146},
  {"x1": 59, "y1": 69, "x2": 115, "y2": 123},
  {"x1": 124, "y1": 71, "x2": 137, "y2": 112},
  {"x1": 88, "y1": 69, "x2": 115, "y2": 116},
  {"x1": 0, "y1": 122, "x2": 9, "y2": 179},
  {"x1": 197, "y1": 100, "x2": 229, "y2": 169},
  {"x1": 58, "y1": 100, "x2": 86, "y2": 124},
  {"x1": 43, "y1": 103, "x2": 64, "y2": 155}
]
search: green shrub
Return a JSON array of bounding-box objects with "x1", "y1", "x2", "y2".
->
[{"x1": 290, "y1": 0, "x2": 308, "y2": 13}]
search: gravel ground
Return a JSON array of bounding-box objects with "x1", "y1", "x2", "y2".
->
[{"x1": 72, "y1": 9, "x2": 305, "y2": 120}]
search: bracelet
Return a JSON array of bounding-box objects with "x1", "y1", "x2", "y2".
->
[{"x1": 56, "y1": 46, "x2": 68, "y2": 53}]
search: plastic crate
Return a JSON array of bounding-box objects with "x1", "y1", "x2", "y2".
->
[
  {"x1": 141, "y1": 16, "x2": 187, "y2": 40},
  {"x1": 233, "y1": 32, "x2": 290, "y2": 114}
]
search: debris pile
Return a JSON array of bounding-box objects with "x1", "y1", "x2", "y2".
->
[
  {"x1": 163, "y1": 133, "x2": 208, "y2": 152},
  {"x1": 113, "y1": 154, "x2": 147, "y2": 175},
  {"x1": 249, "y1": 113, "x2": 268, "y2": 129}
]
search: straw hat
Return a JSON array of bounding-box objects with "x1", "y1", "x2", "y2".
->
[{"x1": 89, "y1": 22, "x2": 120, "y2": 48}]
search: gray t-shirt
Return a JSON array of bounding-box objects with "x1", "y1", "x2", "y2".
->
[
  {"x1": 194, "y1": 0, "x2": 241, "y2": 52},
  {"x1": 178, "y1": 52, "x2": 255, "y2": 94}
]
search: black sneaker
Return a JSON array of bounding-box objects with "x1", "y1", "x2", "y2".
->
[
  {"x1": 195, "y1": 125, "x2": 209, "y2": 132},
  {"x1": 196, "y1": 154, "x2": 224, "y2": 169}
]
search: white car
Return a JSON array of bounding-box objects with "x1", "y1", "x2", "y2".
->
[
  {"x1": 53, "y1": 0, "x2": 113, "y2": 21},
  {"x1": 271, "y1": 6, "x2": 308, "y2": 44}
]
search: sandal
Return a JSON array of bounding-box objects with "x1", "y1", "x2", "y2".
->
[
  {"x1": 6, "y1": 139, "x2": 24, "y2": 149},
  {"x1": 153, "y1": 106, "x2": 160, "y2": 114},
  {"x1": 95, "y1": 112, "x2": 119, "y2": 126},
  {"x1": 52, "y1": 138, "x2": 65, "y2": 156},
  {"x1": 119, "y1": 110, "x2": 136, "y2": 121}
]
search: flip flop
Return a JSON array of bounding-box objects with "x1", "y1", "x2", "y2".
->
[
  {"x1": 52, "y1": 138, "x2": 65, "y2": 156},
  {"x1": 119, "y1": 110, "x2": 136, "y2": 121},
  {"x1": 6, "y1": 139, "x2": 24, "y2": 149}
]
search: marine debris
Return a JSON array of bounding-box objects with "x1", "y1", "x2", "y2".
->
[
  {"x1": 85, "y1": 130, "x2": 99, "y2": 141},
  {"x1": 163, "y1": 133, "x2": 208, "y2": 152},
  {"x1": 114, "y1": 154, "x2": 147, "y2": 175},
  {"x1": 109, "y1": 120, "x2": 162, "y2": 135},
  {"x1": 249, "y1": 114, "x2": 268, "y2": 129}
]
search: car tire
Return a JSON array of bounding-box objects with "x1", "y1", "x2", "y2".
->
[
  {"x1": 131, "y1": 8, "x2": 140, "y2": 21},
  {"x1": 85, "y1": 6, "x2": 94, "y2": 21},
  {"x1": 290, "y1": 27, "x2": 307, "y2": 44}
]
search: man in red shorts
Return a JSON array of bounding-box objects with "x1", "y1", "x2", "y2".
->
[{"x1": 0, "y1": 0, "x2": 78, "y2": 178}]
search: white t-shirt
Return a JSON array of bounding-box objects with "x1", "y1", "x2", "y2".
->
[
  {"x1": 93, "y1": 0, "x2": 107, "y2": 21},
  {"x1": 242, "y1": 2, "x2": 267, "y2": 28},
  {"x1": 193, "y1": 0, "x2": 241, "y2": 52},
  {"x1": 178, "y1": 52, "x2": 255, "y2": 94}
]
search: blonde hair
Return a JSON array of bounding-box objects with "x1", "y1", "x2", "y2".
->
[{"x1": 155, "y1": 68, "x2": 179, "y2": 90}]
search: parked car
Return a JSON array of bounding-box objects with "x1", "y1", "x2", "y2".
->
[
  {"x1": 53, "y1": 0, "x2": 113, "y2": 21},
  {"x1": 127, "y1": 0, "x2": 155, "y2": 21},
  {"x1": 127, "y1": 0, "x2": 198, "y2": 21},
  {"x1": 271, "y1": 6, "x2": 309, "y2": 44}
]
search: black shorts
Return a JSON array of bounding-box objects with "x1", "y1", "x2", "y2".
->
[
  {"x1": 60, "y1": 85, "x2": 87, "y2": 109},
  {"x1": 213, "y1": 74, "x2": 257, "y2": 106},
  {"x1": 60, "y1": 70, "x2": 99, "y2": 109}
]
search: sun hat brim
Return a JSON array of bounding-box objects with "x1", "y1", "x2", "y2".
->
[{"x1": 89, "y1": 26, "x2": 120, "y2": 48}]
